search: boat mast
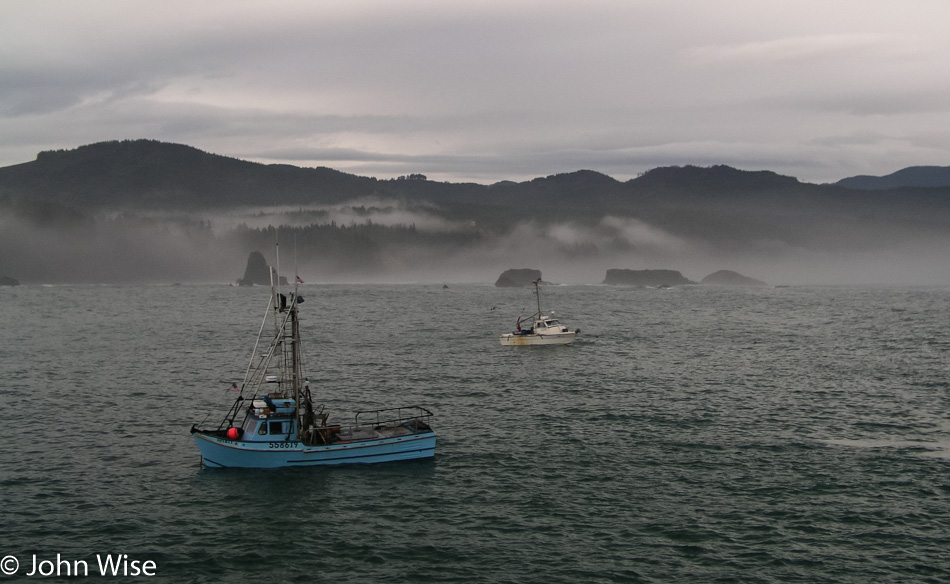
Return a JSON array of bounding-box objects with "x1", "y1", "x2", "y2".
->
[
  {"x1": 269, "y1": 233, "x2": 307, "y2": 439},
  {"x1": 534, "y1": 278, "x2": 542, "y2": 316},
  {"x1": 271, "y1": 232, "x2": 282, "y2": 339},
  {"x1": 291, "y1": 294, "x2": 301, "y2": 398}
]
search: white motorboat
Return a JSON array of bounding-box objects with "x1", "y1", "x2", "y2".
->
[{"x1": 499, "y1": 279, "x2": 579, "y2": 346}]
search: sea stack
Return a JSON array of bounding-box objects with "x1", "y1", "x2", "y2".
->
[{"x1": 237, "y1": 251, "x2": 271, "y2": 286}]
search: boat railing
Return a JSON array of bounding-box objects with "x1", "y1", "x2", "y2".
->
[{"x1": 354, "y1": 406, "x2": 433, "y2": 430}]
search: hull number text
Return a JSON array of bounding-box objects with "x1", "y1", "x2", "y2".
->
[{"x1": 269, "y1": 442, "x2": 299, "y2": 449}]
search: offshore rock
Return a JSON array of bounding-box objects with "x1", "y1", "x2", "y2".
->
[
  {"x1": 602, "y1": 269, "x2": 695, "y2": 287},
  {"x1": 0, "y1": 276, "x2": 19, "y2": 286},
  {"x1": 237, "y1": 251, "x2": 271, "y2": 286},
  {"x1": 495, "y1": 268, "x2": 543, "y2": 287},
  {"x1": 701, "y1": 270, "x2": 768, "y2": 287}
]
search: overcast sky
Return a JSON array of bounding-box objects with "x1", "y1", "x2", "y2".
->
[{"x1": 2, "y1": 0, "x2": 949, "y2": 184}]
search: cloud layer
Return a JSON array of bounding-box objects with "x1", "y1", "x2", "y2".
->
[{"x1": 2, "y1": 0, "x2": 950, "y2": 184}]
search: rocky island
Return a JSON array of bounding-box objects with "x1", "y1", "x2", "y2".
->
[
  {"x1": 701, "y1": 270, "x2": 768, "y2": 287},
  {"x1": 602, "y1": 269, "x2": 695, "y2": 287},
  {"x1": 495, "y1": 268, "x2": 543, "y2": 287}
]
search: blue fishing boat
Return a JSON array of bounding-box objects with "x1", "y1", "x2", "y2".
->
[{"x1": 191, "y1": 270, "x2": 435, "y2": 468}]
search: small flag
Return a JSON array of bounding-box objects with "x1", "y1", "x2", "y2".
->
[
  {"x1": 296, "y1": 275, "x2": 304, "y2": 284},
  {"x1": 229, "y1": 382, "x2": 239, "y2": 391}
]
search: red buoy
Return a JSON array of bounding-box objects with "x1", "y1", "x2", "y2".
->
[{"x1": 226, "y1": 427, "x2": 240, "y2": 440}]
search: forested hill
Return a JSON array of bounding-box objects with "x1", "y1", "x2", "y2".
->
[
  {"x1": 0, "y1": 139, "x2": 817, "y2": 213},
  {"x1": 835, "y1": 165, "x2": 950, "y2": 190},
  {"x1": 5, "y1": 139, "x2": 950, "y2": 232},
  {"x1": 0, "y1": 140, "x2": 382, "y2": 208},
  {"x1": 3, "y1": 139, "x2": 950, "y2": 285}
]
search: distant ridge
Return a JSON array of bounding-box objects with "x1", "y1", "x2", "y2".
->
[
  {"x1": 0, "y1": 140, "x2": 845, "y2": 222},
  {"x1": 836, "y1": 166, "x2": 950, "y2": 190},
  {"x1": 633, "y1": 165, "x2": 800, "y2": 192},
  {"x1": 3, "y1": 139, "x2": 950, "y2": 285},
  {"x1": 0, "y1": 139, "x2": 375, "y2": 209},
  {"x1": 0, "y1": 141, "x2": 811, "y2": 211}
]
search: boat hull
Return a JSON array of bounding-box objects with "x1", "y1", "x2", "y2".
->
[
  {"x1": 499, "y1": 331, "x2": 577, "y2": 346},
  {"x1": 194, "y1": 431, "x2": 436, "y2": 469}
]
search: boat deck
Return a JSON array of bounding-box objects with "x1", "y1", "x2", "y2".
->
[{"x1": 339, "y1": 424, "x2": 417, "y2": 441}]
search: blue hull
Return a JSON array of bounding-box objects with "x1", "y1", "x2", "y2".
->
[{"x1": 194, "y1": 431, "x2": 436, "y2": 468}]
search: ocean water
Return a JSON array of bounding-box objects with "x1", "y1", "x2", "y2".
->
[{"x1": 1, "y1": 283, "x2": 949, "y2": 583}]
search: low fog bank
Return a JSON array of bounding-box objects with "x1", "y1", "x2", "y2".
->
[
  {"x1": 201, "y1": 198, "x2": 467, "y2": 236},
  {"x1": 3, "y1": 200, "x2": 949, "y2": 286},
  {"x1": 0, "y1": 211, "x2": 244, "y2": 284}
]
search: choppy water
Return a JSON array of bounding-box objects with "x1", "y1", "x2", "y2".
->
[{"x1": 1, "y1": 283, "x2": 949, "y2": 582}]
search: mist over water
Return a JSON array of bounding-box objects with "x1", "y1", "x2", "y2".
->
[
  {"x1": 1, "y1": 283, "x2": 948, "y2": 582},
  {"x1": 3, "y1": 197, "x2": 950, "y2": 286}
]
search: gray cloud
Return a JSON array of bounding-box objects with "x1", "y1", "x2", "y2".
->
[{"x1": 2, "y1": 0, "x2": 950, "y2": 184}]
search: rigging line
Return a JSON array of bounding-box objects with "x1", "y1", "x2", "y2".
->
[
  {"x1": 242, "y1": 293, "x2": 273, "y2": 388},
  {"x1": 195, "y1": 412, "x2": 212, "y2": 429},
  {"x1": 231, "y1": 291, "x2": 295, "y2": 426}
]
